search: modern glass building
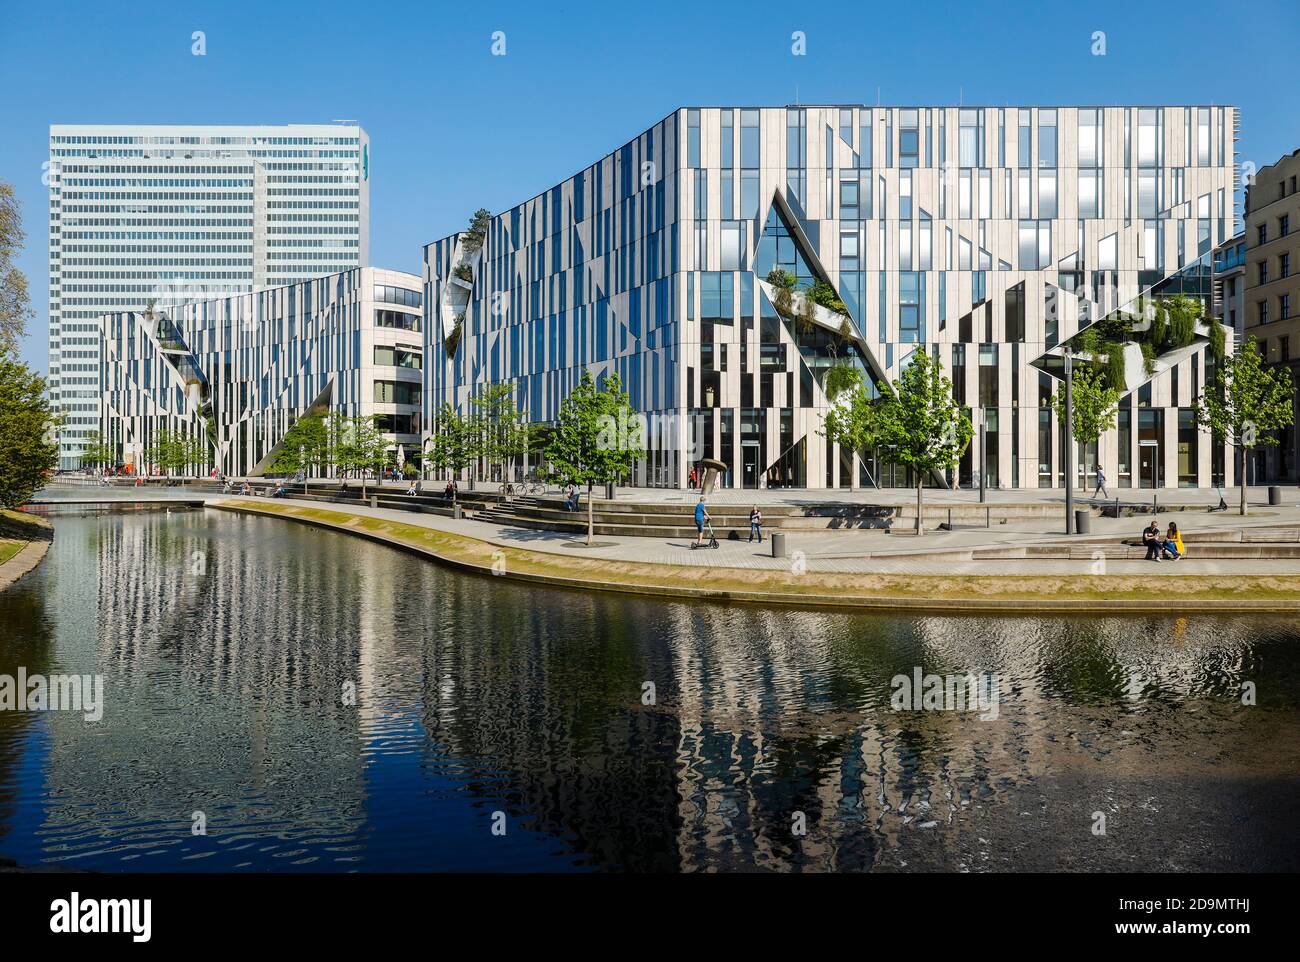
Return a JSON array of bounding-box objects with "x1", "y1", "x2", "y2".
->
[
  {"x1": 424, "y1": 105, "x2": 1237, "y2": 490},
  {"x1": 50, "y1": 123, "x2": 370, "y2": 468},
  {"x1": 99, "y1": 267, "x2": 421, "y2": 477}
]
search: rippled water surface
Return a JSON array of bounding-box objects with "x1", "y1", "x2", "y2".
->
[{"x1": 1, "y1": 509, "x2": 1298, "y2": 872}]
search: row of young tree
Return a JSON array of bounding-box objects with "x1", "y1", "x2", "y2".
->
[
  {"x1": 822, "y1": 326, "x2": 1294, "y2": 528},
  {"x1": 430, "y1": 377, "x2": 644, "y2": 545},
  {"x1": 271, "y1": 412, "x2": 405, "y2": 499}
]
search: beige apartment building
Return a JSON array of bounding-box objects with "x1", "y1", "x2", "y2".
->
[{"x1": 1243, "y1": 148, "x2": 1300, "y2": 482}]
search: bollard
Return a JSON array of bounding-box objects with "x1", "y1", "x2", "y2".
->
[
  {"x1": 605, "y1": 481, "x2": 616, "y2": 500},
  {"x1": 1075, "y1": 509, "x2": 1091, "y2": 534},
  {"x1": 453, "y1": 503, "x2": 463, "y2": 520},
  {"x1": 1269, "y1": 486, "x2": 1282, "y2": 506},
  {"x1": 771, "y1": 532, "x2": 787, "y2": 559}
]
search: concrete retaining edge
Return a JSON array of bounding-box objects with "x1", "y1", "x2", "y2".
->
[
  {"x1": 0, "y1": 539, "x2": 52, "y2": 593},
  {"x1": 208, "y1": 501, "x2": 1300, "y2": 614}
]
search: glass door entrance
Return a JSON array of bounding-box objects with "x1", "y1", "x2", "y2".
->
[{"x1": 741, "y1": 443, "x2": 760, "y2": 489}]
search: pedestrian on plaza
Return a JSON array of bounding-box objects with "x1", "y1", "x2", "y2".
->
[
  {"x1": 1093, "y1": 467, "x2": 1109, "y2": 500},
  {"x1": 748, "y1": 506, "x2": 763, "y2": 543},
  {"x1": 1142, "y1": 519, "x2": 1163, "y2": 562},
  {"x1": 694, "y1": 497, "x2": 711, "y2": 546},
  {"x1": 1163, "y1": 521, "x2": 1185, "y2": 560}
]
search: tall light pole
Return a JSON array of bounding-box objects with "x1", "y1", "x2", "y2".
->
[
  {"x1": 978, "y1": 408, "x2": 987, "y2": 504},
  {"x1": 1064, "y1": 349, "x2": 1075, "y2": 535}
]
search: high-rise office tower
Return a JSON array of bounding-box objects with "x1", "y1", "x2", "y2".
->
[{"x1": 48, "y1": 123, "x2": 370, "y2": 468}]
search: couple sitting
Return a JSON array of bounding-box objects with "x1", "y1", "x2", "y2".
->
[{"x1": 1142, "y1": 520, "x2": 1185, "y2": 562}]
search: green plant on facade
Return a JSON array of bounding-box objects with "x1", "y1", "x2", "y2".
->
[
  {"x1": 823, "y1": 362, "x2": 863, "y2": 402},
  {"x1": 767, "y1": 269, "x2": 796, "y2": 319},
  {"x1": 795, "y1": 291, "x2": 818, "y2": 336},
  {"x1": 1208, "y1": 318, "x2": 1227, "y2": 361},
  {"x1": 461, "y1": 208, "x2": 491, "y2": 255},
  {"x1": 445, "y1": 315, "x2": 465, "y2": 358},
  {"x1": 1140, "y1": 341, "x2": 1156, "y2": 377},
  {"x1": 1067, "y1": 294, "x2": 1209, "y2": 392},
  {"x1": 806, "y1": 279, "x2": 850, "y2": 317},
  {"x1": 452, "y1": 262, "x2": 473, "y2": 283},
  {"x1": 1195, "y1": 338, "x2": 1295, "y2": 516}
]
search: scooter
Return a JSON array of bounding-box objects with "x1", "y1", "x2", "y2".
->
[{"x1": 691, "y1": 521, "x2": 720, "y2": 550}]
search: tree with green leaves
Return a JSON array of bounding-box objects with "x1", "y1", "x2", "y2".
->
[
  {"x1": 334, "y1": 414, "x2": 388, "y2": 499},
  {"x1": 873, "y1": 350, "x2": 973, "y2": 534},
  {"x1": 820, "y1": 367, "x2": 878, "y2": 489},
  {"x1": 1, "y1": 181, "x2": 34, "y2": 357},
  {"x1": 143, "y1": 427, "x2": 196, "y2": 477},
  {"x1": 1051, "y1": 362, "x2": 1122, "y2": 493},
  {"x1": 544, "y1": 370, "x2": 645, "y2": 545},
  {"x1": 425, "y1": 402, "x2": 476, "y2": 497},
  {"x1": 0, "y1": 354, "x2": 59, "y2": 508},
  {"x1": 470, "y1": 383, "x2": 528, "y2": 483},
  {"x1": 270, "y1": 412, "x2": 328, "y2": 487},
  {"x1": 1195, "y1": 338, "x2": 1295, "y2": 516},
  {"x1": 78, "y1": 428, "x2": 116, "y2": 470}
]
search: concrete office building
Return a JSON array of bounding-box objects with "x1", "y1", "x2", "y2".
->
[
  {"x1": 423, "y1": 105, "x2": 1237, "y2": 491},
  {"x1": 1242, "y1": 149, "x2": 1300, "y2": 483},
  {"x1": 99, "y1": 267, "x2": 421, "y2": 477},
  {"x1": 50, "y1": 123, "x2": 370, "y2": 468}
]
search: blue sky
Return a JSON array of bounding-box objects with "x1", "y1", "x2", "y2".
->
[{"x1": 2, "y1": 0, "x2": 1296, "y2": 373}]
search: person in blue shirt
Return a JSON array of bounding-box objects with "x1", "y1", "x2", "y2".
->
[{"x1": 695, "y1": 498, "x2": 710, "y2": 546}]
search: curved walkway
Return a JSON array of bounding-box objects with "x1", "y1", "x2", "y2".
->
[
  {"x1": 207, "y1": 496, "x2": 1300, "y2": 612},
  {"x1": 0, "y1": 511, "x2": 54, "y2": 594}
]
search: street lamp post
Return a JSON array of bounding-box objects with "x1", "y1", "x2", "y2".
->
[
  {"x1": 978, "y1": 409, "x2": 987, "y2": 504},
  {"x1": 1064, "y1": 349, "x2": 1074, "y2": 535}
]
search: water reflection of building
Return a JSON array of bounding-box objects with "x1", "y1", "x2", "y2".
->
[
  {"x1": 17, "y1": 510, "x2": 1293, "y2": 871},
  {"x1": 38, "y1": 511, "x2": 373, "y2": 867}
]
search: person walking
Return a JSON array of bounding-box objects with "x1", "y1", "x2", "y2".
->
[
  {"x1": 695, "y1": 497, "x2": 711, "y2": 546},
  {"x1": 1163, "y1": 521, "x2": 1185, "y2": 560},
  {"x1": 748, "y1": 506, "x2": 763, "y2": 543},
  {"x1": 1093, "y1": 467, "x2": 1109, "y2": 500},
  {"x1": 1142, "y1": 519, "x2": 1163, "y2": 562},
  {"x1": 688, "y1": 466, "x2": 697, "y2": 489}
]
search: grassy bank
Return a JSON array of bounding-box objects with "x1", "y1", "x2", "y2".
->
[
  {"x1": 0, "y1": 509, "x2": 53, "y2": 566},
  {"x1": 210, "y1": 500, "x2": 1300, "y2": 612}
]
